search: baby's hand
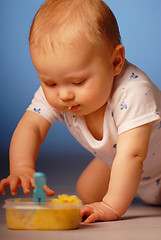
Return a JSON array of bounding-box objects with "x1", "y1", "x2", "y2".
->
[
  {"x1": 81, "y1": 201, "x2": 119, "y2": 223},
  {"x1": 0, "y1": 167, "x2": 55, "y2": 197},
  {"x1": 0, "y1": 170, "x2": 35, "y2": 196}
]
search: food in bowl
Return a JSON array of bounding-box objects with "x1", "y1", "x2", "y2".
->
[{"x1": 3, "y1": 194, "x2": 82, "y2": 230}]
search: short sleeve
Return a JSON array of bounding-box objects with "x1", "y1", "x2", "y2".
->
[
  {"x1": 112, "y1": 78, "x2": 161, "y2": 135},
  {"x1": 26, "y1": 87, "x2": 64, "y2": 125}
]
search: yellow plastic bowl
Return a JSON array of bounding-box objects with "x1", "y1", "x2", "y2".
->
[{"x1": 3, "y1": 195, "x2": 82, "y2": 230}]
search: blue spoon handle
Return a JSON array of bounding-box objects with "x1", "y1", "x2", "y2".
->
[{"x1": 33, "y1": 172, "x2": 46, "y2": 203}]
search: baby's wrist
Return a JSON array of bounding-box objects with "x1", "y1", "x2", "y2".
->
[
  {"x1": 10, "y1": 164, "x2": 35, "y2": 175},
  {"x1": 101, "y1": 201, "x2": 120, "y2": 218}
]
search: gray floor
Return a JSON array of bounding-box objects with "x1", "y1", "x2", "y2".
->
[{"x1": 0, "y1": 152, "x2": 161, "y2": 240}]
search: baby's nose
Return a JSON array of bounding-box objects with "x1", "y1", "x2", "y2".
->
[{"x1": 58, "y1": 87, "x2": 75, "y2": 101}]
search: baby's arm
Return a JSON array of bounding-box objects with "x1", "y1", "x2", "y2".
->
[
  {"x1": 0, "y1": 111, "x2": 54, "y2": 196},
  {"x1": 81, "y1": 122, "x2": 153, "y2": 223}
]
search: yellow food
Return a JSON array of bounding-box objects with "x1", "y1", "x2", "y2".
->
[
  {"x1": 51, "y1": 194, "x2": 81, "y2": 203},
  {"x1": 5, "y1": 195, "x2": 82, "y2": 230}
]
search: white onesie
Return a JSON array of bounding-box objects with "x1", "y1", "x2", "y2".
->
[{"x1": 27, "y1": 60, "x2": 161, "y2": 205}]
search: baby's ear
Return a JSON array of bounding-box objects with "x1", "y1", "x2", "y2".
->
[{"x1": 112, "y1": 44, "x2": 125, "y2": 76}]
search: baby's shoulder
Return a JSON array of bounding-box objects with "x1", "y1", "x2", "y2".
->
[{"x1": 111, "y1": 60, "x2": 159, "y2": 103}]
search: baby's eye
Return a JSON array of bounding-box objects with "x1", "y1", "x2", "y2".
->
[
  {"x1": 49, "y1": 83, "x2": 56, "y2": 87},
  {"x1": 72, "y1": 79, "x2": 86, "y2": 85},
  {"x1": 45, "y1": 82, "x2": 56, "y2": 87},
  {"x1": 40, "y1": 79, "x2": 56, "y2": 87}
]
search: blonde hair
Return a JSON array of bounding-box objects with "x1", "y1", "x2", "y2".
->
[{"x1": 29, "y1": 0, "x2": 121, "y2": 52}]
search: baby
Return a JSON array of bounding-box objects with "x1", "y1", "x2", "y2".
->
[{"x1": 0, "y1": 0, "x2": 161, "y2": 223}]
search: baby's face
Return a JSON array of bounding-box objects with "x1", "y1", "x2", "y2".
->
[{"x1": 30, "y1": 39, "x2": 116, "y2": 116}]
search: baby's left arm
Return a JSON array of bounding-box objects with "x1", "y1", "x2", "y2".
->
[{"x1": 81, "y1": 122, "x2": 153, "y2": 223}]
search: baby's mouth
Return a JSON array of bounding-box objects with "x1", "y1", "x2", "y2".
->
[{"x1": 68, "y1": 105, "x2": 80, "y2": 111}]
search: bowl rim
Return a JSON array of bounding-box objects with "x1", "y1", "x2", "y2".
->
[{"x1": 3, "y1": 198, "x2": 83, "y2": 210}]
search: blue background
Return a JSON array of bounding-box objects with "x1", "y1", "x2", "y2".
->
[{"x1": 0, "y1": 0, "x2": 161, "y2": 156}]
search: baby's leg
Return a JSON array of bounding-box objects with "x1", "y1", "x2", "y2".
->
[
  {"x1": 137, "y1": 174, "x2": 161, "y2": 205},
  {"x1": 76, "y1": 158, "x2": 111, "y2": 204}
]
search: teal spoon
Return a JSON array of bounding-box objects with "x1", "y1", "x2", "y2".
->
[{"x1": 33, "y1": 172, "x2": 46, "y2": 203}]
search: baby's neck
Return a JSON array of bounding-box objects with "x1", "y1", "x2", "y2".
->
[{"x1": 84, "y1": 103, "x2": 106, "y2": 141}]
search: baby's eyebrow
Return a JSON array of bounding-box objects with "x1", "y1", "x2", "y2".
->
[
  {"x1": 37, "y1": 75, "x2": 54, "y2": 82},
  {"x1": 64, "y1": 72, "x2": 89, "y2": 80},
  {"x1": 38, "y1": 75, "x2": 50, "y2": 80},
  {"x1": 38, "y1": 73, "x2": 87, "y2": 81}
]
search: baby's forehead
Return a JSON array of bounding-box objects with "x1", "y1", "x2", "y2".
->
[
  {"x1": 30, "y1": 24, "x2": 104, "y2": 55},
  {"x1": 31, "y1": 33, "x2": 99, "y2": 59}
]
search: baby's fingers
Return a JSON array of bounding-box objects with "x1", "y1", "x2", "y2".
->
[
  {"x1": 0, "y1": 176, "x2": 20, "y2": 196},
  {"x1": 19, "y1": 176, "x2": 33, "y2": 195},
  {"x1": 10, "y1": 177, "x2": 20, "y2": 195},
  {"x1": 44, "y1": 185, "x2": 55, "y2": 196},
  {"x1": 81, "y1": 205, "x2": 94, "y2": 223},
  {"x1": 81, "y1": 204, "x2": 104, "y2": 223},
  {"x1": 2, "y1": 176, "x2": 21, "y2": 196},
  {"x1": 0, "y1": 178, "x2": 10, "y2": 195},
  {"x1": 83, "y1": 213, "x2": 99, "y2": 224},
  {"x1": 29, "y1": 177, "x2": 36, "y2": 189}
]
